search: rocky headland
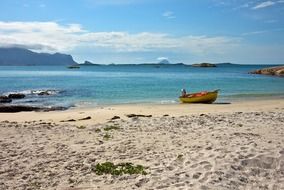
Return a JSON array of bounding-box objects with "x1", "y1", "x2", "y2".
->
[
  {"x1": 249, "y1": 66, "x2": 284, "y2": 77},
  {"x1": 0, "y1": 47, "x2": 77, "y2": 66}
]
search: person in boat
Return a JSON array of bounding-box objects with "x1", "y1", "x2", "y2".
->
[
  {"x1": 181, "y1": 89, "x2": 187, "y2": 97},
  {"x1": 181, "y1": 88, "x2": 209, "y2": 98}
]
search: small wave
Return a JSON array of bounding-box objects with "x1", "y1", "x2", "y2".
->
[
  {"x1": 74, "y1": 101, "x2": 98, "y2": 108},
  {"x1": 3, "y1": 89, "x2": 63, "y2": 96},
  {"x1": 31, "y1": 90, "x2": 61, "y2": 96},
  {"x1": 159, "y1": 100, "x2": 178, "y2": 104}
]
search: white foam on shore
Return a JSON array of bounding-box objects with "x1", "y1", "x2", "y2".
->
[{"x1": 2, "y1": 89, "x2": 62, "y2": 96}]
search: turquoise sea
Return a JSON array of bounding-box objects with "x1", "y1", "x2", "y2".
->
[{"x1": 0, "y1": 64, "x2": 284, "y2": 108}]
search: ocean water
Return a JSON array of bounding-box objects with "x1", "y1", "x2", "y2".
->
[{"x1": 0, "y1": 64, "x2": 283, "y2": 108}]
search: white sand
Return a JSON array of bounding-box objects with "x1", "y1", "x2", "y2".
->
[{"x1": 0, "y1": 99, "x2": 283, "y2": 189}]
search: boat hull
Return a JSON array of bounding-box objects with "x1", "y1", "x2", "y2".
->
[{"x1": 179, "y1": 90, "x2": 219, "y2": 104}]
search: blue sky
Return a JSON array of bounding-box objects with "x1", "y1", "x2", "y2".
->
[{"x1": 0, "y1": 0, "x2": 284, "y2": 64}]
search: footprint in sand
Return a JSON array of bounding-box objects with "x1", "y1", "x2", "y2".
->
[
  {"x1": 192, "y1": 172, "x2": 202, "y2": 179},
  {"x1": 199, "y1": 172, "x2": 212, "y2": 183},
  {"x1": 203, "y1": 164, "x2": 213, "y2": 170},
  {"x1": 190, "y1": 163, "x2": 198, "y2": 169},
  {"x1": 241, "y1": 154, "x2": 283, "y2": 171}
]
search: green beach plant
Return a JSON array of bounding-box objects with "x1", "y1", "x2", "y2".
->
[
  {"x1": 104, "y1": 125, "x2": 120, "y2": 131},
  {"x1": 177, "y1": 154, "x2": 183, "y2": 159},
  {"x1": 92, "y1": 162, "x2": 147, "y2": 175},
  {"x1": 103, "y1": 133, "x2": 111, "y2": 140},
  {"x1": 95, "y1": 128, "x2": 101, "y2": 132},
  {"x1": 76, "y1": 125, "x2": 86, "y2": 129}
]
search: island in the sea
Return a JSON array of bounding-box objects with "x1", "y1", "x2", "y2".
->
[
  {"x1": 1, "y1": 47, "x2": 237, "y2": 68},
  {"x1": 192, "y1": 62, "x2": 217, "y2": 67}
]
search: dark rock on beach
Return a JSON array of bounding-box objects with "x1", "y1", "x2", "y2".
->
[
  {"x1": 43, "y1": 106, "x2": 67, "y2": 112},
  {"x1": 111, "y1": 116, "x2": 121, "y2": 120},
  {"x1": 8, "y1": 93, "x2": 26, "y2": 99},
  {"x1": 126, "y1": 114, "x2": 152, "y2": 118},
  {"x1": 0, "y1": 105, "x2": 41, "y2": 112},
  {"x1": 0, "y1": 96, "x2": 12, "y2": 103},
  {"x1": 60, "y1": 119, "x2": 76, "y2": 122},
  {"x1": 192, "y1": 63, "x2": 216, "y2": 67},
  {"x1": 249, "y1": 66, "x2": 284, "y2": 77},
  {"x1": 78, "y1": 116, "x2": 92, "y2": 121}
]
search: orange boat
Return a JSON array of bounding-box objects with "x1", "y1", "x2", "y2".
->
[{"x1": 179, "y1": 89, "x2": 219, "y2": 104}]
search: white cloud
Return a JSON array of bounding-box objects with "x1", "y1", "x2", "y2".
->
[
  {"x1": 0, "y1": 22, "x2": 85, "y2": 52},
  {"x1": 162, "y1": 11, "x2": 176, "y2": 19},
  {"x1": 0, "y1": 21, "x2": 239, "y2": 55},
  {"x1": 157, "y1": 57, "x2": 168, "y2": 61},
  {"x1": 252, "y1": 1, "x2": 275, "y2": 9},
  {"x1": 233, "y1": 2, "x2": 254, "y2": 10},
  {"x1": 242, "y1": 30, "x2": 267, "y2": 36},
  {"x1": 218, "y1": 0, "x2": 284, "y2": 11},
  {"x1": 242, "y1": 28, "x2": 284, "y2": 36}
]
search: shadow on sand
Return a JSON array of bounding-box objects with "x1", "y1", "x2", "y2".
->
[{"x1": 212, "y1": 102, "x2": 231, "y2": 105}]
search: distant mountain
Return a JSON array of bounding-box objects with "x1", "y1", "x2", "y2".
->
[
  {"x1": 0, "y1": 47, "x2": 77, "y2": 66},
  {"x1": 158, "y1": 59, "x2": 170, "y2": 64}
]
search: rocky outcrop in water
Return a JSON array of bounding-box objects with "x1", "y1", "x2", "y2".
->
[
  {"x1": 249, "y1": 66, "x2": 284, "y2": 77},
  {"x1": 0, "y1": 105, "x2": 67, "y2": 112},
  {"x1": 0, "y1": 96, "x2": 12, "y2": 103},
  {"x1": 38, "y1": 91, "x2": 53, "y2": 96},
  {"x1": 8, "y1": 93, "x2": 25, "y2": 99},
  {"x1": 0, "y1": 89, "x2": 67, "y2": 112}
]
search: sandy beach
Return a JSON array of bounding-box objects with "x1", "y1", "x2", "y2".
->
[
  {"x1": 2, "y1": 0, "x2": 284, "y2": 189},
  {"x1": 0, "y1": 99, "x2": 284, "y2": 189}
]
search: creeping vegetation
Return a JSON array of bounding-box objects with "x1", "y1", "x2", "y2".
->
[
  {"x1": 177, "y1": 154, "x2": 183, "y2": 159},
  {"x1": 92, "y1": 162, "x2": 147, "y2": 175},
  {"x1": 77, "y1": 125, "x2": 86, "y2": 129},
  {"x1": 95, "y1": 128, "x2": 101, "y2": 133},
  {"x1": 103, "y1": 133, "x2": 111, "y2": 140},
  {"x1": 104, "y1": 125, "x2": 120, "y2": 131}
]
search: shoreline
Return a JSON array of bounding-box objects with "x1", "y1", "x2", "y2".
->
[{"x1": 0, "y1": 98, "x2": 283, "y2": 125}]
